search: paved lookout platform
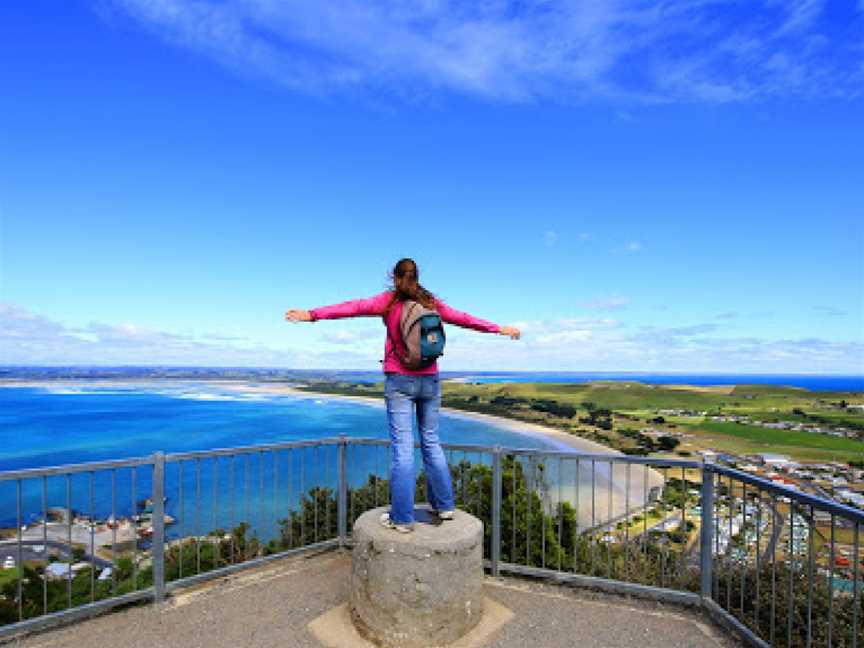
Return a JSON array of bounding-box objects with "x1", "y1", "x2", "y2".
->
[
  {"x1": 350, "y1": 506, "x2": 485, "y2": 648},
  {"x1": 12, "y1": 551, "x2": 740, "y2": 648}
]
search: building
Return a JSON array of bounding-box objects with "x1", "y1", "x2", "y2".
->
[
  {"x1": 757, "y1": 453, "x2": 794, "y2": 470},
  {"x1": 44, "y1": 562, "x2": 71, "y2": 580}
]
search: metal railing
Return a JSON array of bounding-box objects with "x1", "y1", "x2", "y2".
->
[{"x1": 1, "y1": 437, "x2": 861, "y2": 647}]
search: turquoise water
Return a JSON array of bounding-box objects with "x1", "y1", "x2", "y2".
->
[{"x1": 0, "y1": 382, "x2": 566, "y2": 535}]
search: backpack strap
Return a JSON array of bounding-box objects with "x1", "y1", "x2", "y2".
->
[{"x1": 382, "y1": 307, "x2": 406, "y2": 365}]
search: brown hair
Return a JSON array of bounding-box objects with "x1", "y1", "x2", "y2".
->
[{"x1": 384, "y1": 258, "x2": 436, "y2": 315}]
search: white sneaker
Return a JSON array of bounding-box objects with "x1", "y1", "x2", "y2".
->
[
  {"x1": 432, "y1": 509, "x2": 454, "y2": 520},
  {"x1": 379, "y1": 512, "x2": 413, "y2": 533}
]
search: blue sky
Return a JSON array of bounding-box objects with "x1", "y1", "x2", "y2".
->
[{"x1": 1, "y1": 0, "x2": 862, "y2": 372}]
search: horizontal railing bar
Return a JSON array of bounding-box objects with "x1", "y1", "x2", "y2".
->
[
  {"x1": 0, "y1": 457, "x2": 154, "y2": 481},
  {"x1": 493, "y1": 561, "x2": 701, "y2": 607},
  {"x1": 0, "y1": 438, "x2": 703, "y2": 483},
  {"x1": 342, "y1": 436, "x2": 699, "y2": 464},
  {"x1": 352, "y1": 438, "x2": 506, "y2": 453},
  {"x1": 709, "y1": 464, "x2": 864, "y2": 524},
  {"x1": 343, "y1": 438, "x2": 389, "y2": 446},
  {"x1": 164, "y1": 437, "x2": 346, "y2": 461},
  {"x1": 442, "y1": 442, "x2": 702, "y2": 466},
  {"x1": 0, "y1": 589, "x2": 153, "y2": 640},
  {"x1": 0, "y1": 439, "x2": 853, "y2": 521},
  {"x1": 702, "y1": 597, "x2": 770, "y2": 648},
  {"x1": 164, "y1": 539, "x2": 340, "y2": 592},
  {"x1": 448, "y1": 444, "x2": 701, "y2": 467},
  {"x1": 546, "y1": 454, "x2": 701, "y2": 467},
  {"x1": 448, "y1": 443, "x2": 702, "y2": 466}
]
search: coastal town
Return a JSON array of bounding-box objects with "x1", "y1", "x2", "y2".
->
[{"x1": 0, "y1": 500, "x2": 174, "y2": 598}]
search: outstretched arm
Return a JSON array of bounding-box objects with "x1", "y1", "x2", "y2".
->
[
  {"x1": 285, "y1": 292, "x2": 391, "y2": 323},
  {"x1": 436, "y1": 301, "x2": 521, "y2": 339}
]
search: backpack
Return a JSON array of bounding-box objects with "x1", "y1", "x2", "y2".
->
[{"x1": 386, "y1": 300, "x2": 446, "y2": 370}]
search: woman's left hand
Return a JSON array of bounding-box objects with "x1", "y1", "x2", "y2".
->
[{"x1": 499, "y1": 326, "x2": 521, "y2": 340}]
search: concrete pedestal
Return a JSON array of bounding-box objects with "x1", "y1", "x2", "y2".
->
[{"x1": 350, "y1": 506, "x2": 484, "y2": 648}]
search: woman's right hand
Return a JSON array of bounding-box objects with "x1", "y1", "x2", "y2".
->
[
  {"x1": 285, "y1": 309, "x2": 313, "y2": 322},
  {"x1": 499, "y1": 326, "x2": 521, "y2": 340}
]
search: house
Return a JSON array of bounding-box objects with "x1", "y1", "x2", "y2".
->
[
  {"x1": 757, "y1": 454, "x2": 794, "y2": 470},
  {"x1": 44, "y1": 563, "x2": 71, "y2": 579},
  {"x1": 639, "y1": 428, "x2": 666, "y2": 440}
]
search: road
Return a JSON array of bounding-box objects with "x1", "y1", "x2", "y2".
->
[
  {"x1": 0, "y1": 539, "x2": 113, "y2": 569},
  {"x1": 760, "y1": 496, "x2": 785, "y2": 563}
]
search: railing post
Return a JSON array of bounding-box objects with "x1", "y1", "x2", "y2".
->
[
  {"x1": 491, "y1": 446, "x2": 502, "y2": 578},
  {"x1": 700, "y1": 458, "x2": 714, "y2": 601},
  {"x1": 152, "y1": 451, "x2": 166, "y2": 603},
  {"x1": 337, "y1": 435, "x2": 348, "y2": 547}
]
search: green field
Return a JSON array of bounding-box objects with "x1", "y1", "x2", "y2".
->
[
  {"x1": 683, "y1": 420, "x2": 864, "y2": 463},
  {"x1": 0, "y1": 567, "x2": 20, "y2": 589}
]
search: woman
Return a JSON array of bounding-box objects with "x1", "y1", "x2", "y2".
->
[{"x1": 285, "y1": 258, "x2": 521, "y2": 533}]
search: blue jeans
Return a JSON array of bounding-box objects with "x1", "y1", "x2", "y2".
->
[{"x1": 384, "y1": 373, "x2": 455, "y2": 525}]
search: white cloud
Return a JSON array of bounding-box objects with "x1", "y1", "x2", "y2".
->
[
  {"x1": 637, "y1": 323, "x2": 720, "y2": 338},
  {"x1": 320, "y1": 328, "x2": 380, "y2": 344},
  {"x1": 543, "y1": 230, "x2": 559, "y2": 247},
  {"x1": 0, "y1": 302, "x2": 309, "y2": 367},
  {"x1": 100, "y1": 0, "x2": 864, "y2": 103},
  {"x1": 578, "y1": 295, "x2": 630, "y2": 311},
  {"x1": 624, "y1": 241, "x2": 642, "y2": 252},
  {"x1": 3, "y1": 303, "x2": 862, "y2": 373},
  {"x1": 444, "y1": 316, "x2": 863, "y2": 373},
  {"x1": 812, "y1": 305, "x2": 848, "y2": 317},
  {"x1": 715, "y1": 311, "x2": 739, "y2": 320},
  {"x1": 773, "y1": 0, "x2": 826, "y2": 37}
]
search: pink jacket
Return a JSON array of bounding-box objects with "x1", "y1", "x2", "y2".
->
[{"x1": 310, "y1": 291, "x2": 500, "y2": 375}]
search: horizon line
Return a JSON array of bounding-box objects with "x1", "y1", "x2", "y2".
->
[{"x1": 0, "y1": 365, "x2": 862, "y2": 378}]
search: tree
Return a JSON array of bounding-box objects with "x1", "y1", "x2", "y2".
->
[{"x1": 657, "y1": 436, "x2": 680, "y2": 452}]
